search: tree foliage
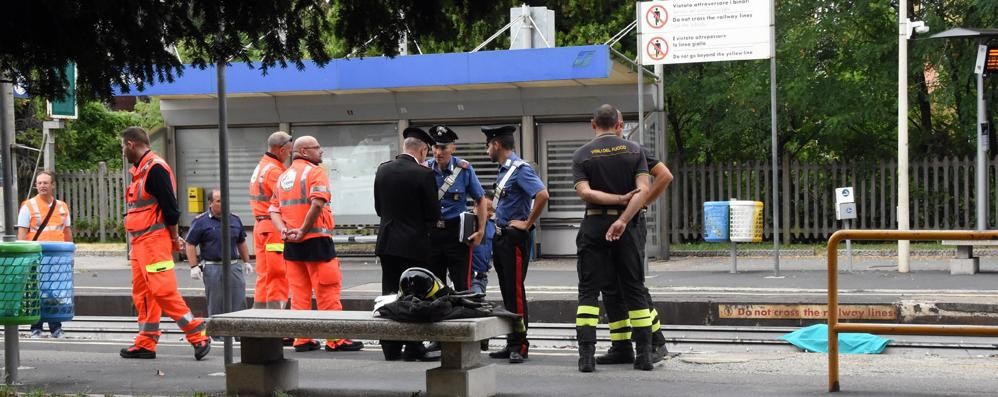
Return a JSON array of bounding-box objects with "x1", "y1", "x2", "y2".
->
[{"x1": 1, "y1": 1, "x2": 331, "y2": 100}]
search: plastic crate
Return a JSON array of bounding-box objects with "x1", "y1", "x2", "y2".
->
[
  {"x1": 729, "y1": 200, "x2": 764, "y2": 243},
  {"x1": 38, "y1": 242, "x2": 75, "y2": 322},
  {"x1": 0, "y1": 242, "x2": 42, "y2": 325},
  {"x1": 703, "y1": 201, "x2": 730, "y2": 242}
]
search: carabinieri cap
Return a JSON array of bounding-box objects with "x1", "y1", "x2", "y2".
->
[
  {"x1": 430, "y1": 125, "x2": 459, "y2": 145},
  {"x1": 481, "y1": 125, "x2": 516, "y2": 143},
  {"x1": 403, "y1": 127, "x2": 435, "y2": 147}
]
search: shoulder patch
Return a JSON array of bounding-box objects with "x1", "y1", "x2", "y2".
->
[
  {"x1": 457, "y1": 159, "x2": 470, "y2": 169},
  {"x1": 278, "y1": 169, "x2": 297, "y2": 191}
]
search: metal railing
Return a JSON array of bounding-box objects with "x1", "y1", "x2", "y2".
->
[{"x1": 826, "y1": 229, "x2": 998, "y2": 392}]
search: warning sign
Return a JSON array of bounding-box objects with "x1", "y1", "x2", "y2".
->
[
  {"x1": 717, "y1": 304, "x2": 897, "y2": 320},
  {"x1": 645, "y1": 36, "x2": 669, "y2": 61},
  {"x1": 637, "y1": 0, "x2": 772, "y2": 66},
  {"x1": 644, "y1": 5, "x2": 668, "y2": 30}
]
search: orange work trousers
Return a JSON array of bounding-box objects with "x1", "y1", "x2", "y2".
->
[
  {"x1": 130, "y1": 234, "x2": 209, "y2": 350},
  {"x1": 287, "y1": 257, "x2": 343, "y2": 346},
  {"x1": 253, "y1": 228, "x2": 288, "y2": 308}
]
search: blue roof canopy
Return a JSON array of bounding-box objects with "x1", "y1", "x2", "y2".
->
[{"x1": 121, "y1": 45, "x2": 613, "y2": 96}]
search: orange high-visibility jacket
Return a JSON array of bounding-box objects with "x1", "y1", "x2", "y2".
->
[
  {"x1": 21, "y1": 196, "x2": 69, "y2": 241},
  {"x1": 249, "y1": 153, "x2": 287, "y2": 234},
  {"x1": 125, "y1": 152, "x2": 175, "y2": 243},
  {"x1": 271, "y1": 158, "x2": 334, "y2": 240}
]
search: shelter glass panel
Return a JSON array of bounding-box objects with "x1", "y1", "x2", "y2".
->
[
  {"x1": 174, "y1": 126, "x2": 277, "y2": 228},
  {"x1": 290, "y1": 123, "x2": 399, "y2": 226}
]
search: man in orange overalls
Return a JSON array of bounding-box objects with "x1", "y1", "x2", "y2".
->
[
  {"x1": 249, "y1": 131, "x2": 292, "y2": 309},
  {"x1": 269, "y1": 135, "x2": 362, "y2": 353},
  {"x1": 119, "y1": 126, "x2": 211, "y2": 360}
]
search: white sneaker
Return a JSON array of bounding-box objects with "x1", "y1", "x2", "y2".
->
[
  {"x1": 51, "y1": 329, "x2": 65, "y2": 339},
  {"x1": 29, "y1": 329, "x2": 42, "y2": 339}
]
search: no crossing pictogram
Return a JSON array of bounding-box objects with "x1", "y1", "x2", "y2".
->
[
  {"x1": 646, "y1": 37, "x2": 669, "y2": 61},
  {"x1": 645, "y1": 5, "x2": 668, "y2": 30}
]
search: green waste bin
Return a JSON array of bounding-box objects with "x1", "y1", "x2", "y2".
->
[{"x1": 0, "y1": 242, "x2": 42, "y2": 325}]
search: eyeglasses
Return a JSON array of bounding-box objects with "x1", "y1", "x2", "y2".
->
[{"x1": 301, "y1": 146, "x2": 321, "y2": 150}]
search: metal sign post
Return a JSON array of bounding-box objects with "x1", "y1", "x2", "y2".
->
[
  {"x1": 835, "y1": 187, "x2": 857, "y2": 272},
  {"x1": 637, "y1": 0, "x2": 779, "y2": 273}
]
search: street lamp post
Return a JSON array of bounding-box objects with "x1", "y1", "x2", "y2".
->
[
  {"x1": 929, "y1": 29, "x2": 998, "y2": 236},
  {"x1": 897, "y1": 2, "x2": 929, "y2": 273}
]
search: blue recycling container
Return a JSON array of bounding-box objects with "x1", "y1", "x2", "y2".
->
[
  {"x1": 38, "y1": 242, "x2": 75, "y2": 322},
  {"x1": 703, "y1": 201, "x2": 730, "y2": 242}
]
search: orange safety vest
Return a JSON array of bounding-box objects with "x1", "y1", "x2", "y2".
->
[
  {"x1": 275, "y1": 158, "x2": 334, "y2": 241},
  {"x1": 21, "y1": 196, "x2": 69, "y2": 241},
  {"x1": 249, "y1": 153, "x2": 287, "y2": 234},
  {"x1": 125, "y1": 151, "x2": 175, "y2": 243}
]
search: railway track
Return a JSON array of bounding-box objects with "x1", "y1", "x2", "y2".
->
[{"x1": 41, "y1": 317, "x2": 998, "y2": 351}]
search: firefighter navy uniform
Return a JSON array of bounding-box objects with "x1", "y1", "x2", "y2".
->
[
  {"x1": 598, "y1": 147, "x2": 668, "y2": 364},
  {"x1": 571, "y1": 133, "x2": 653, "y2": 371}
]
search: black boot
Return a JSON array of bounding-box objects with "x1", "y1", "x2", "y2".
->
[
  {"x1": 651, "y1": 330, "x2": 667, "y2": 363},
  {"x1": 578, "y1": 343, "x2": 596, "y2": 373},
  {"x1": 632, "y1": 327, "x2": 654, "y2": 371},
  {"x1": 596, "y1": 341, "x2": 634, "y2": 364}
]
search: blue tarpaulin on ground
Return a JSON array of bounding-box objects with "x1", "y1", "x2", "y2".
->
[{"x1": 781, "y1": 324, "x2": 891, "y2": 354}]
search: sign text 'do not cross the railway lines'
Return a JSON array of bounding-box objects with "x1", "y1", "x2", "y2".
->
[{"x1": 637, "y1": 0, "x2": 773, "y2": 66}]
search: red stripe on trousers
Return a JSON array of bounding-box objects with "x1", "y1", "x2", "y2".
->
[
  {"x1": 466, "y1": 244, "x2": 473, "y2": 290},
  {"x1": 514, "y1": 246, "x2": 524, "y2": 315}
]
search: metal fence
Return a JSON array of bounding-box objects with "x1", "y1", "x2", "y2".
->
[
  {"x1": 55, "y1": 156, "x2": 997, "y2": 243},
  {"x1": 56, "y1": 162, "x2": 125, "y2": 241},
  {"x1": 669, "y1": 156, "x2": 994, "y2": 243}
]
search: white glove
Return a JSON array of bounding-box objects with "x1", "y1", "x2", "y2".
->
[
  {"x1": 190, "y1": 265, "x2": 203, "y2": 280},
  {"x1": 243, "y1": 262, "x2": 255, "y2": 274}
]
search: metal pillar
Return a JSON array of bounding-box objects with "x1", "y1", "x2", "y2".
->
[
  {"x1": 216, "y1": 58, "x2": 234, "y2": 366},
  {"x1": 897, "y1": 2, "x2": 911, "y2": 273},
  {"x1": 42, "y1": 120, "x2": 64, "y2": 172},
  {"x1": 976, "y1": 56, "x2": 987, "y2": 231},
  {"x1": 769, "y1": 0, "x2": 781, "y2": 276},
  {"x1": 656, "y1": 63, "x2": 669, "y2": 260},
  {"x1": 1, "y1": 80, "x2": 19, "y2": 385}
]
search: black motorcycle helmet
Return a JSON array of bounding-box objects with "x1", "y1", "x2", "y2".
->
[{"x1": 398, "y1": 267, "x2": 444, "y2": 299}]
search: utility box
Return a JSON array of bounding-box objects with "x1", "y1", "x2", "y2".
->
[{"x1": 187, "y1": 186, "x2": 204, "y2": 213}]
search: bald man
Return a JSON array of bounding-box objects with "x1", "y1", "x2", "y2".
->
[{"x1": 270, "y1": 136, "x2": 362, "y2": 353}]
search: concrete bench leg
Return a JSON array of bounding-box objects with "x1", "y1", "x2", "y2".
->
[
  {"x1": 950, "y1": 245, "x2": 979, "y2": 275},
  {"x1": 426, "y1": 341, "x2": 495, "y2": 397},
  {"x1": 226, "y1": 337, "x2": 298, "y2": 397}
]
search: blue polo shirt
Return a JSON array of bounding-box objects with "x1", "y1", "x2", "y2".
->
[
  {"x1": 184, "y1": 211, "x2": 247, "y2": 261},
  {"x1": 427, "y1": 156, "x2": 485, "y2": 221},
  {"x1": 472, "y1": 218, "x2": 496, "y2": 273},
  {"x1": 493, "y1": 153, "x2": 545, "y2": 227}
]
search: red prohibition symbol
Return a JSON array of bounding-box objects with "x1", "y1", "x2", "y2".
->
[
  {"x1": 646, "y1": 37, "x2": 669, "y2": 60},
  {"x1": 645, "y1": 5, "x2": 668, "y2": 29}
]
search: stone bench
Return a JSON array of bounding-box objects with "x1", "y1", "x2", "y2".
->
[
  {"x1": 206, "y1": 309, "x2": 513, "y2": 397},
  {"x1": 941, "y1": 240, "x2": 998, "y2": 275}
]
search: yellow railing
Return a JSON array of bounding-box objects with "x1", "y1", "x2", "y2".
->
[{"x1": 826, "y1": 229, "x2": 998, "y2": 392}]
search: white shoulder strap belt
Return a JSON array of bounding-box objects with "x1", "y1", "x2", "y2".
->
[
  {"x1": 437, "y1": 166, "x2": 464, "y2": 200},
  {"x1": 493, "y1": 160, "x2": 525, "y2": 209}
]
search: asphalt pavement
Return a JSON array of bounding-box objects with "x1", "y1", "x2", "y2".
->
[{"x1": 2, "y1": 251, "x2": 998, "y2": 395}]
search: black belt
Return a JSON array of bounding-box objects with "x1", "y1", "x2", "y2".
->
[
  {"x1": 202, "y1": 260, "x2": 241, "y2": 265},
  {"x1": 255, "y1": 215, "x2": 270, "y2": 221},
  {"x1": 586, "y1": 208, "x2": 621, "y2": 216}
]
